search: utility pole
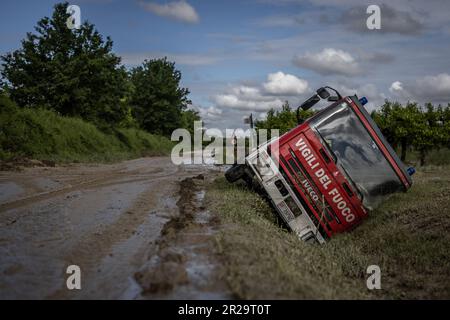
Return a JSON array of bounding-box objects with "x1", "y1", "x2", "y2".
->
[{"x1": 244, "y1": 113, "x2": 253, "y2": 129}]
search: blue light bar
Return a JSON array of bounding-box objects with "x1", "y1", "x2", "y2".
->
[
  {"x1": 407, "y1": 167, "x2": 416, "y2": 176},
  {"x1": 359, "y1": 96, "x2": 368, "y2": 105}
]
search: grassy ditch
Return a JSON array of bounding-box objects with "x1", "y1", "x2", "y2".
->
[{"x1": 205, "y1": 166, "x2": 450, "y2": 299}]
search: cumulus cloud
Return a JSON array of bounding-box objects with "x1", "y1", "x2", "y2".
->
[
  {"x1": 139, "y1": 1, "x2": 199, "y2": 24},
  {"x1": 212, "y1": 71, "x2": 310, "y2": 111},
  {"x1": 389, "y1": 81, "x2": 403, "y2": 93},
  {"x1": 293, "y1": 48, "x2": 361, "y2": 76},
  {"x1": 213, "y1": 91, "x2": 284, "y2": 111},
  {"x1": 192, "y1": 106, "x2": 223, "y2": 120},
  {"x1": 389, "y1": 74, "x2": 450, "y2": 102},
  {"x1": 262, "y1": 71, "x2": 309, "y2": 95}
]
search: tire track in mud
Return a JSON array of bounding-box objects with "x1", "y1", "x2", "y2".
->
[
  {"x1": 0, "y1": 157, "x2": 227, "y2": 299},
  {"x1": 47, "y1": 179, "x2": 179, "y2": 299},
  {"x1": 134, "y1": 174, "x2": 231, "y2": 299},
  {"x1": 0, "y1": 167, "x2": 177, "y2": 213}
]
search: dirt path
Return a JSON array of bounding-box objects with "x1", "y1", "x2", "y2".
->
[{"x1": 0, "y1": 157, "x2": 228, "y2": 299}]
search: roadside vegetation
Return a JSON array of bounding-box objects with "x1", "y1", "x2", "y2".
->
[
  {"x1": 206, "y1": 163, "x2": 450, "y2": 299},
  {"x1": 0, "y1": 95, "x2": 173, "y2": 163},
  {"x1": 0, "y1": 2, "x2": 198, "y2": 164}
]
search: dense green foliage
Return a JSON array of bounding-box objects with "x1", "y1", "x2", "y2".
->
[
  {"x1": 130, "y1": 58, "x2": 194, "y2": 136},
  {"x1": 0, "y1": 3, "x2": 129, "y2": 125},
  {"x1": 0, "y1": 95, "x2": 173, "y2": 162},
  {"x1": 372, "y1": 101, "x2": 450, "y2": 165},
  {"x1": 0, "y1": 2, "x2": 199, "y2": 163},
  {"x1": 0, "y1": 2, "x2": 198, "y2": 136},
  {"x1": 255, "y1": 101, "x2": 315, "y2": 136}
]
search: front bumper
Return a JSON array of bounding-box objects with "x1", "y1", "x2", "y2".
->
[{"x1": 246, "y1": 150, "x2": 326, "y2": 244}]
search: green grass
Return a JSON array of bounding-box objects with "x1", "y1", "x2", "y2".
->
[
  {"x1": 205, "y1": 166, "x2": 450, "y2": 299},
  {"x1": 0, "y1": 104, "x2": 173, "y2": 163}
]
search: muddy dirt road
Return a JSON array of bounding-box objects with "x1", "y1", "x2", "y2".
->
[{"x1": 0, "y1": 157, "x2": 229, "y2": 299}]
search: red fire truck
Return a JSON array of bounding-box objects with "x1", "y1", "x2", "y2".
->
[{"x1": 225, "y1": 87, "x2": 415, "y2": 244}]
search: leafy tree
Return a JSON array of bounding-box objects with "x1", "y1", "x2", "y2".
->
[
  {"x1": 130, "y1": 57, "x2": 191, "y2": 136},
  {"x1": 255, "y1": 101, "x2": 315, "y2": 136},
  {"x1": 0, "y1": 2, "x2": 129, "y2": 125},
  {"x1": 413, "y1": 104, "x2": 439, "y2": 166},
  {"x1": 441, "y1": 104, "x2": 450, "y2": 149},
  {"x1": 372, "y1": 101, "x2": 422, "y2": 161},
  {"x1": 372, "y1": 101, "x2": 450, "y2": 165},
  {"x1": 181, "y1": 109, "x2": 201, "y2": 136}
]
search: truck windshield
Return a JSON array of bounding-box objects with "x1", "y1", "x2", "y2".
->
[{"x1": 310, "y1": 102, "x2": 404, "y2": 210}]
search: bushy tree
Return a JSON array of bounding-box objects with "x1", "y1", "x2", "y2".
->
[
  {"x1": 372, "y1": 101, "x2": 422, "y2": 161},
  {"x1": 181, "y1": 109, "x2": 201, "y2": 136},
  {"x1": 255, "y1": 101, "x2": 315, "y2": 136},
  {"x1": 372, "y1": 100, "x2": 450, "y2": 165},
  {"x1": 130, "y1": 57, "x2": 191, "y2": 136},
  {"x1": 0, "y1": 2, "x2": 129, "y2": 125}
]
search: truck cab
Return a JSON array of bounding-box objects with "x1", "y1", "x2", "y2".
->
[{"x1": 226, "y1": 88, "x2": 414, "y2": 244}]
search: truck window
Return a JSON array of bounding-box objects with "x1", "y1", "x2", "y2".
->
[{"x1": 310, "y1": 102, "x2": 404, "y2": 210}]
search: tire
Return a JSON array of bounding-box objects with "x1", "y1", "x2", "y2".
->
[{"x1": 225, "y1": 164, "x2": 247, "y2": 183}]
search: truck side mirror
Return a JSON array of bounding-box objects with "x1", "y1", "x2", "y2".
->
[
  {"x1": 316, "y1": 87, "x2": 330, "y2": 99},
  {"x1": 300, "y1": 94, "x2": 321, "y2": 110}
]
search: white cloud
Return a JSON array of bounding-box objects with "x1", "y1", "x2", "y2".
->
[
  {"x1": 263, "y1": 71, "x2": 309, "y2": 95},
  {"x1": 389, "y1": 81, "x2": 404, "y2": 93},
  {"x1": 293, "y1": 48, "x2": 361, "y2": 76},
  {"x1": 213, "y1": 92, "x2": 284, "y2": 111},
  {"x1": 230, "y1": 86, "x2": 265, "y2": 101},
  {"x1": 139, "y1": 1, "x2": 199, "y2": 24},
  {"x1": 212, "y1": 71, "x2": 310, "y2": 111},
  {"x1": 389, "y1": 73, "x2": 450, "y2": 102},
  {"x1": 193, "y1": 106, "x2": 223, "y2": 120}
]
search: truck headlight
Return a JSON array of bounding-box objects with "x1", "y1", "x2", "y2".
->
[{"x1": 254, "y1": 153, "x2": 274, "y2": 178}]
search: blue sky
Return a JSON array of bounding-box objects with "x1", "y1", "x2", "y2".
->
[{"x1": 1, "y1": 0, "x2": 450, "y2": 129}]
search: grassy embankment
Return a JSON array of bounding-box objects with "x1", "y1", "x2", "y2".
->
[
  {"x1": 0, "y1": 96, "x2": 173, "y2": 164},
  {"x1": 206, "y1": 164, "x2": 450, "y2": 299}
]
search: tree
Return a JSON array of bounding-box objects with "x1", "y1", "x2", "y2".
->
[
  {"x1": 441, "y1": 104, "x2": 450, "y2": 149},
  {"x1": 0, "y1": 2, "x2": 129, "y2": 125},
  {"x1": 255, "y1": 101, "x2": 315, "y2": 136},
  {"x1": 372, "y1": 100, "x2": 422, "y2": 161},
  {"x1": 180, "y1": 109, "x2": 201, "y2": 136},
  {"x1": 412, "y1": 104, "x2": 437, "y2": 166},
  {"x1": 130, "y1": 57, "x2": 191, "y2": 136}
]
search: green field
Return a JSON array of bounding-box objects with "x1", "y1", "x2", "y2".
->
[
  {"x1": 0, "y1": 98, "x2": 173, "y2": 164},
  {"x1": 206, "y1": 165, "x2": 450, "y2": 299}
]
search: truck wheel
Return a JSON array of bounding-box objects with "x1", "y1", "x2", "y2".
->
[{"x1": 225, "y1": 164, "x2": 246, "y2": 183}]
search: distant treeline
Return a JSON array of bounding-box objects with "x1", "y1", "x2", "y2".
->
[
  {"x1": 0, "y1": 2, "x2": 199, "y2": 137},
  {"x1": 256, "y1": 100, "x2": 450, "y2": 166}
]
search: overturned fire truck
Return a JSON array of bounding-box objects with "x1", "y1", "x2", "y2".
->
[{"x1": 225, "y1": 87, "x2": 415, "y2": 244}]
